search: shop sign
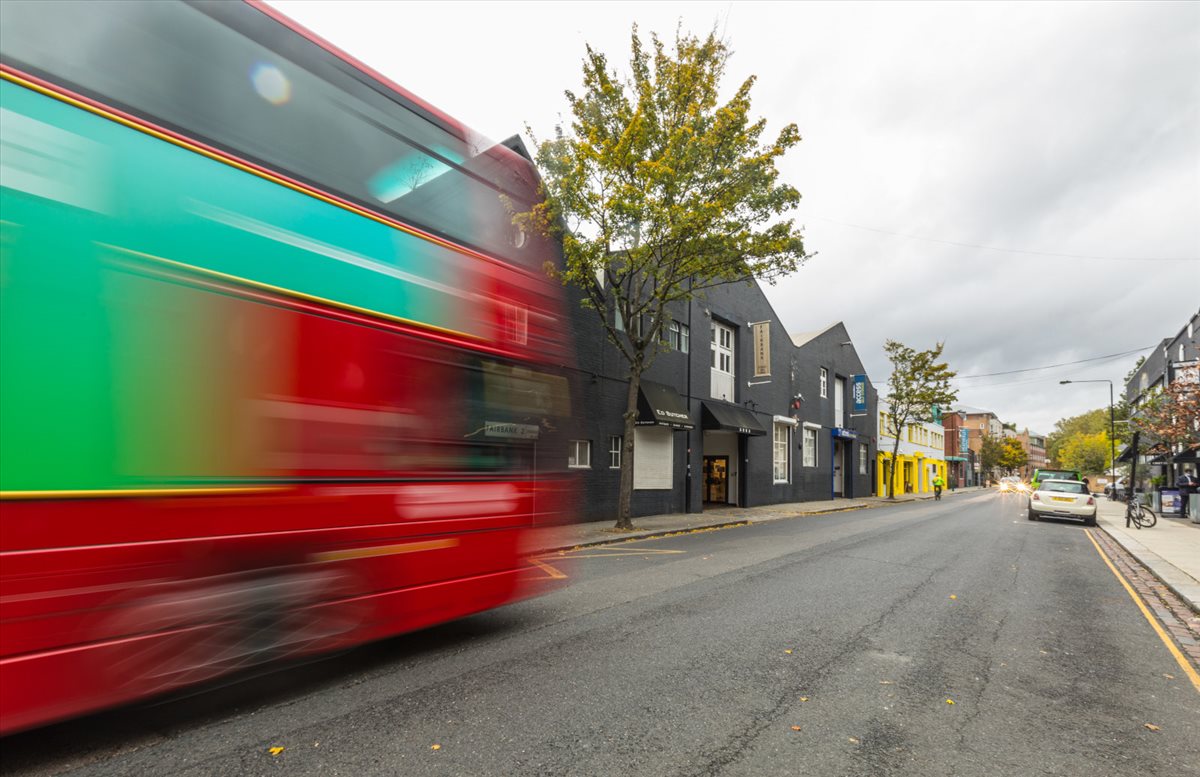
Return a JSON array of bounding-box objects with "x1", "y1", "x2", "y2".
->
[
  {"x1": 851, "y1": 374, "x2": 867, "y2": 414},
  {"x1": 752, "y1": 321, "x2": 770, "y2": 377}
]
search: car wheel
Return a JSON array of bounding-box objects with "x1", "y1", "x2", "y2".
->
[
  {"x1": 1027, "y1": 510, "x2": 1037, "y2": 521},
  {"x1": 1084, "y1": 514, "x2": 1097, "y2": 526}
]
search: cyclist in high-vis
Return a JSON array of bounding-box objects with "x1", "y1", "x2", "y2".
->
[{"x1": 933, "y1": 474, "x2": 944, "y2": 501}]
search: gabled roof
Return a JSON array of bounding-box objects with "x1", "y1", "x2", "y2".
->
[{"x1": 789, "y1": 322, "x2": 841, "y2": 348}]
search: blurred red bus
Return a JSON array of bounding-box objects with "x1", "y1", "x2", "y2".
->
[{"x1": 0, "y1": 0, "x2": 573, "y2": 734}]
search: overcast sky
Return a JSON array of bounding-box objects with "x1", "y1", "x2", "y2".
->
[{"x1": 270, "y1": 0, "x2": 1199, "y2": 435}]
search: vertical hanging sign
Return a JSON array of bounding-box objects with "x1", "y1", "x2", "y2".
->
[
  {"x1": 752, "y1": 321, "x2": 770, "y2": 377},
  {"x1": 851, "y1": 374, "x2": 867, "y2": 415}
]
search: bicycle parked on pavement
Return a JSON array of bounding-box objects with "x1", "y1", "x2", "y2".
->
[{"x1": 1125, "y1": 490, "x2": 1157, "y2": 529}]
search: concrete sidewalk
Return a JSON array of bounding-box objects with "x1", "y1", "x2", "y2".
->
[
  {"x1": 1095, "y1": 497, "x2": 1200, "y2": 612},
  {"x1": 530, "y1": 486, "x2": 987, "y2": 554}
]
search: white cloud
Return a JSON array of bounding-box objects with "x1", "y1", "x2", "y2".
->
[{"x1": 269, "y1": 0, "x2": 1199, "y2": 434}]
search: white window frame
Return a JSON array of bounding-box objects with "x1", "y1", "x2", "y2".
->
[
  {"x1": 859, "y1": 444, "x2": 868, "y2": 474},
  {"x1": 773, "y1": 422, "x2": 791, "y2": 483},
  {"x1": 668, "y1": 320, "x2": 690, "y2": 353},
  {"x1": 502, "y1": 303, "x2": 528, "y2": 345},
  {"x1": 609, "y1": 435, "x2": 622, "y2": 469},
  {"x1": 802, "y1": 423, "x2": 820, "y2": 467},
  {"x1": 568, "y1": 439, "x2": 591, "y2": 469},
  {"x1": 820, "y1": 367, "x2": 828, "y2": 398},
  {"x1": 710, "y1": 320, "x2": 736, "y2": 401}
]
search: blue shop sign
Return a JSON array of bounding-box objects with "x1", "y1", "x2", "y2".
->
[
  {"x1": 832, "y1": 427, "x2": 858, "y2": 440},
  {"x1": 851, "y1": 374, "x2": 867, "y2": 414}
]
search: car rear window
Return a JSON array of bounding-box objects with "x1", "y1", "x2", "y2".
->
[
  {"x1": 1036, "y1": 470, "x2": 1077, "y2": 481},
  {"x1": 1041, "y1": 481, "x2": 1086, "y2": 494}
]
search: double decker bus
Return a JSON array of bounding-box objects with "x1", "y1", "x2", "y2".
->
[{"x1": 0, "y1": 0, "x2": 574, "y2": 734}]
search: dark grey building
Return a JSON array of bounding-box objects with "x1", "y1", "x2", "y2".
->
[
  {"x1": 565, "y1": 278, "x2": 878, "y2": 524},
  {"x1": 1122, "y1": 308, "x2": 1200, "y2": 490}
]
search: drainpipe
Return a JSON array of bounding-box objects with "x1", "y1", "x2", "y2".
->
[{"x1": 684, "y1": 277, "x2": 694, "y2": 513}]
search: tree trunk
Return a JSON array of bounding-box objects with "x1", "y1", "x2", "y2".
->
[
  {"x1": 888, "y1": 432, "x2": 903, "y2": 499},
  {"x1": 616, "y1": 365, "x2": 643, "y2": 530}
]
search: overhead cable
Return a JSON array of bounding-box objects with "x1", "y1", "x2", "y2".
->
[{"x1": 952, "y1": 346, "x2": 1155, "y2": 380}]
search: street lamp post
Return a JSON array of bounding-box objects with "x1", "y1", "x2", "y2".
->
[{"x1": 1059, "y1": 379, "x2": 1115, "y2": 494}]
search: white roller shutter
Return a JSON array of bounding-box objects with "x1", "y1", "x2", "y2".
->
[{"x1": 634, "y1": 427, "x2": 673, "y2": 490}]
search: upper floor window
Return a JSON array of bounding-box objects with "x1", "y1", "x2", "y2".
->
[
  {"x1": 820, "y1": 368, "x2": 828, "y2": 398},
  {"x1": 710, "y1": 321, "x2": 735, "y2": 401},
  {"x1": 668, "y1": 320, "x2": 690, "y2": 353}
]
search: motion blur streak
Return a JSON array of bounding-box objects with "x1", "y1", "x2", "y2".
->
[{"x1": 0, "y1": 0, "x2": 576, "y2": 734}]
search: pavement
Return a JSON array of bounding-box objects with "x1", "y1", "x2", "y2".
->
[
  {"x1": 533, "y1": 485, "x2": 1200, "y2": 614},
  {"x1": 1095, "y1": 495, "x2": 1200, "y2": 612}
]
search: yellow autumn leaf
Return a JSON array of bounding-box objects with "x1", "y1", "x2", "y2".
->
[
  {"x1": 431, "y1": 744, "x2": 442, "y2": 750},
  {"x1": 1144, "y1": 724, "x2": 1161, "y2": 732},
  {"x1": 790, "y1": 725, "x2": 802, "y2": 731},
  {"x1": 784, "y1": 649, "x2": 793, "y2": 655},
  {"x1": 799, "y1": 696, "x2": 809, "y2": 702},
  {"x1": 268, "y1": 747, "x2": 285, "y2": 756},
  {"x1": 949, "y1": 594, "x2": 957, "y2": 600},
  {"x1": 946, "y1": 699, "x2": 955, "y2": 705}
]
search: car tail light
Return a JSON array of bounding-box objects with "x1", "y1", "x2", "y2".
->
[
  {"x1": 1086, "y1": 496, "x2": 1095, "y2": 505},
  {"x1": 1031, "y1": 493, "x2": 1040, "y2": 501}
]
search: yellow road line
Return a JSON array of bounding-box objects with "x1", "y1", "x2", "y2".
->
[
  {"x1": 547, "y1": 548, "x2": 687, "y2": 559},
  {"x1": 527, "y1": 557, "x2": 569, "y2": 579},
  {"x1": 1085, "y1": 529, "x2": 1200, "y2": 693}
]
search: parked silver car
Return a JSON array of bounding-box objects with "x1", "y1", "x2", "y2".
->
[{"x1": 1027, "y1": 479, "x2": 1097, "y2": 525}]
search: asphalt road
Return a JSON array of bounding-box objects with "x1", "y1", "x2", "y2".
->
[{"x1": 5, "y1": 491, "x2": 1199, "y2": 776}]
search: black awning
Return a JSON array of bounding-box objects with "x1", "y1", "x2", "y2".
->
[
  {"x1": 1172, "y1": 445, "x2": 1200, "y2": 463},
  {"x1": 700, "y1": 401, "x2": 767, "y2": 436},
  {"x1": 1116, "y1": 445, "x2": 1134, "y2": 463},
  {"x1": 637, "y1": 380, "x2": 694, "y2": 430}
]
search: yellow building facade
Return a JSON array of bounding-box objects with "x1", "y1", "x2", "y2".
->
[{"x1": 876, "y1": 406, "x2": 947, "y2": 496}]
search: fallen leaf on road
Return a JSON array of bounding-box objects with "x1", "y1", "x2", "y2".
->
[
  {"x1": 949, "y1": 595, "x2": 957, "y2": 600},
  {"x1": 791, "y1": 725, "x2": 802, "y2": 731},
  {"x1": 431, "y1": 744, "x2": 442, "y2": 750},
  {"x1": 848, "y1": 737, "x2": 860, "y2": 744},
  {"x1": 946, "y1": 699, "x2": 955, "y2": 705},
  {"x1": 784, "y1": 649, "x2": 793, "y2": 654},
  {"x1": 268, "y1": 747, "x2": 284, "y2": 756},
  {"x1": 799, "y1": 696, "x2": 809, "y2": 702},
  {"x1": 1163, "y1": 674, "x2": 1175, "y2": 680},
  {"x1": 879, "y1": 680, "x2": 894, "y2": 685},
  {"x1": 1144, "y1": 724, "x2": 1161, "y2": 732}
]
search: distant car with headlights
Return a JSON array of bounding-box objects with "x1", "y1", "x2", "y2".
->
[
  {"x1": 1027, "y1": 479, "x2": 1097, "y2": 525},
  {"x1": 998, "y1": 476, "x2": 1027, "y2": 493}
]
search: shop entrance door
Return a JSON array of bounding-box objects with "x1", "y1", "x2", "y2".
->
[
  {"x1": 833, "y1": 440, "x2": 845, "y2": 497},
  {"x1": 703, "y1": 456, "x2": 729, "y2": 503}
]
